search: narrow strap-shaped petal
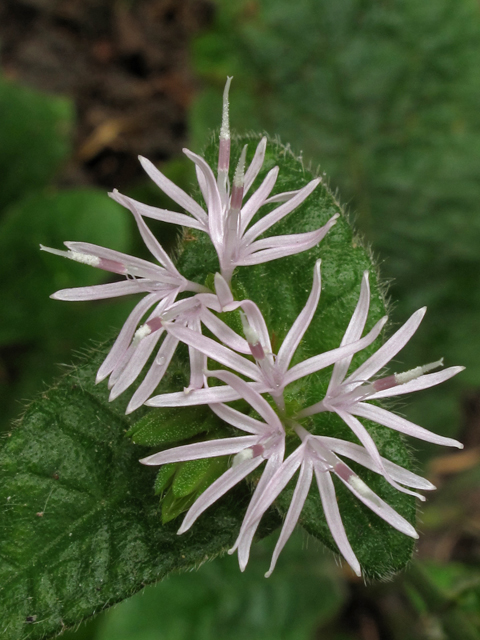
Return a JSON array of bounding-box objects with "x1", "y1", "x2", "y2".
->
[
  {"x1": 239, "y1": 299, "x2": 272, "y2": 352},
  {"x1": 344, "y1": 307, "x2": 427, "y2": 385},
  {"x1": 214, "y1": 272, "x2": 234, "y2": 309},
  {"x1": 234, "y1": 448, "x2": 285, "y2": 570},
  {"x1": 243, "y1": 445, "x2": 306, "y2": 527},
  {"x1": 183, "y1": 149, "x2": 224, "y2": 248},
  {"x1": 209, "y1": 402, "x2": 267, "y2": 435},
  {"x1": 186, "y1": 317, "x2": 207, "y2": 391},
  {"x1": 315, "y1": 468, "x2": 361, "y2": 576},
  {"x1": 146, "y1": 384, "x2": 263, "y2": 408},
  {"x1": 126, "y1": 333, "x2": 179, "y2": 413},
  {"x1": 177, "y1": 456, "x2": 264, "y2": 534},
  {"x1": 140, "y1": 435, "x2": 259, "y2": 466},
  {"x1": 334, "y1": 408, "x2": 391, "y2": 480},
  {"x1": 285, "y1": 317, "x2": 387, "y2": 387},
  {"x1": 139, "y1": 156, "x2": 208, "y2": 225},
  {"x1": 328, "y1": 271, "x2": 370, "y2": 393},
  {"x1": 104, "y1": 290, "x2": 173, "y2": 384},
  {"x1": 337, "y1": 464, "x2": 418, "y2": 538},
  {"x1": 64, "y1": 241, "x2": 166, "y2": 280},
  {"x1": 368, "y1": 366, "x2": 465, "y2": 400},
  {"x1": 240, "y1": 166, "x2": 279, "y2": 234},
  {"x1": 334, "y1": 408, "x2": 424, "y2": 499},
  {"x1": 352, "y1": 403, "x2": 463, "y2": 448},
  {"x1": 200, "y1": 309, "x2": 250, "y2": 354},
  {"x1": 113, "y1": 193, "x2": 179, "y2": 273},
  {"x1": 105, "y1": 294, "x2": 172, "y2": 388},
  {"x1": 244, "y1": 137, "x2": 267, "y2": 194},
  {"x1": 50, "y1": 279, "x2": 144, "y2": 301},
  {"x1": 109, "y1": 328, "x2": 164, "y2": 400},
  {"x1": 263, "y1": 189, "x2": 300, "y2": 204},
  {"x1": 265, "y1": 459, "x2": 313, "y2": 577},
  {"x1": 96, "y1": 292, "x2": 161, "y2": 382},
  {"x1": 208, "y1": 370, "x2": 284, "y2": 430},
  {"x1": 242, "y1": 178, "x2": 321, "y2": 245},
  {"x1": 276, "y1": 260, "x2": 321, "y2": 376},
  {"x1": 239, "y1": 227, "x2": 331, "y2": 266},
  {"x1": 318, "y1": 436, "x2": 435, "y2": 491},
  {"x1": 195, "y1": 164, "x2": 210, "y2": 208},
  {"x1": 109, "y1": 190, "x2": 206, "y2": 231},
  {"x1": 164, "y1": 324, "x2": 262, "y2": 381}
]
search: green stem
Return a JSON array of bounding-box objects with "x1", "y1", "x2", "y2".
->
[{"x1": 405, "y1": 561, "x2": 480, "y2": 640}]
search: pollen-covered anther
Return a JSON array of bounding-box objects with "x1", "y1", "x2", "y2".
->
[
  {"x1": 69, "y1": 251, "x2": 101, "y2": 267},
  {"x1": 232, "y1": 448, "x2": 254, "y2": 468},
  {"x1": 230, "y1": 144, "x2": 248, "y2": 209},
  {"x1": 72, "y1": 251, "x2": 127, "y2": 274},
  {"x1": 240, "y1": 312, "x2": 265, "y2": 360},
  {"x1": 133, "y1": 316, "x2": 163, "y2": 344},
  {"x1": 373, "y1": 358, "x2": 444, "y2": 392},
  {"x1": 218, "y1": 76, "x2": 233, "y2": 174},
  {"x1": 232, "y1": 443, "x2": 265, "y2": 468},
  {"x1": 227, "y1": 145, "x2": 248, "y2": 239}
]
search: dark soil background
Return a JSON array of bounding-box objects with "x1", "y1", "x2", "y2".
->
[{"x1": 0, "y1": 0, "x2": 214, "y2": 188}]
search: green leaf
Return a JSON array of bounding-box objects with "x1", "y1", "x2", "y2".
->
[
  {"x1": 0, "y1": 188, "x2": 131, "y2": 346},
  {"x1": 128, "y1": 406, "x2": 215, "y2": 447},
  {"x1": 0, "y1": 76, "x2": 73, "y2": 211},
  {"x1": 0, "y1": 133, "x2": 416, "y2": 637},
  {"x1": 0, "y1": 348, "x2": 279, "y2": 640}
]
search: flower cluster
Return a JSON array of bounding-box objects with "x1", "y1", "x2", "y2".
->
[{"x1": 42, "y1": 78, "x2": 464, "y2": 577}]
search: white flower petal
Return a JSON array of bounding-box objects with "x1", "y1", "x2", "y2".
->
[
  {"x1": 207, "y1": 370, "x2": 284, "y2": 429},
  {"x1": 314, "y1": 468, "x2": 361, "y2": 576},
  {"x1": 209, "y1": 403, "x2": 268, "y2": 435},
  {"x1": 344, "y1": 307, "x2": 427, "y2": 385},
  {"x1": 110, "y1": 189, "x2": 206, "y2": 231},
  {"x1": 319, "y1": 436, "x2": 435, "y2": 491},
  {"x1": 96, "y1": 292, "x2": 162, "y2": 382},
  {"x1": 352, "y1": 403, "x2": 463, "y2": 449},
  {"x1": 126, "y1": 333, "x2": 179, "y2": 413},
  {"x1": 242, "y1": 178, "x2": 321, "y2": 245},
  {"x1": 276, "y1": 260, "x2": 321, "y2": 376},
  {"x1": 240, "y1": 166, "x2": 279, "y2": 233},
  {"x1": 244, "y1": 137, "x2": 267, "y2": 194},
  {"x1": 50, "y1": 280, "x2": 146, "y2": 301},
  {"x1": 338, "y1": 466, "x2": 418, "y2": 539},
  {"x1": 265, "y1": 459, "x2": 313, "y2": 578},
  {"x1": 139, "y1": 155, "x2": 208, "y2": 225},
  {"x1": 183, "y1": 149, "x2": 224, "y2": 249},
  {"x1": 177, "y1": 456, "x2": 264, "y2": 534},
  {"x1": 165, "y1": 325, "x2": 262, "y2": 381},
  {"x1": 368, "y1": 366, "x2": 465, "y2": 400},
  {"x1": 286, "y1": 317, "x2": 387, "y2": 387},
  {"x1": 328, "y1": 271, "x2": 370, "y2": 392},
  {"x1": 140, "y1": 435, "x2": 259, "y2": 466}
]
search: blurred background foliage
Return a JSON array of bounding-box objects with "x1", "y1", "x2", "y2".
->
[{"x1": 1, "y1": 0, "x2": 480, "y2": 638}]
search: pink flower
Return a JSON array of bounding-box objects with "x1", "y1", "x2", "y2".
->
[
  {"x1": 145, "y1": 261, "x2": 387, "y2": 410},
  {"x1": 140, "y1": 371, "x2": 285, "y2": 536},
  {"x1": 41, "y1": 201, "x2": 247, "y2": 411},
  {"x1": 234, "y1": 424, "x2": 434, "y2": 578},
  {"x1": 297, "y1": 271, "x2": 464, "y2": 481},
  {"x1": 110, "y1": 78, "x2": 338, "y2": 283}
]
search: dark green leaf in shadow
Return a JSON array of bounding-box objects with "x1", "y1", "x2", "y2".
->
[
  {"x1": 0, "y1": 189, "x2": 131, "y2": 346},
  {"x1": 0, "y1": 76, "x2": 73, "y2": 211}
]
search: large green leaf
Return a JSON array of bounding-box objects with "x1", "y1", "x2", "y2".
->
[
  {"x1": 0, "y1": 134, "x2": 416, "y2": 638},
  {"x1": 0, "y1": 77, "x2": 73, "y2": 212},
  {"x1": 0, "y1": 348, "x2": 279, "y2": 640}
]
